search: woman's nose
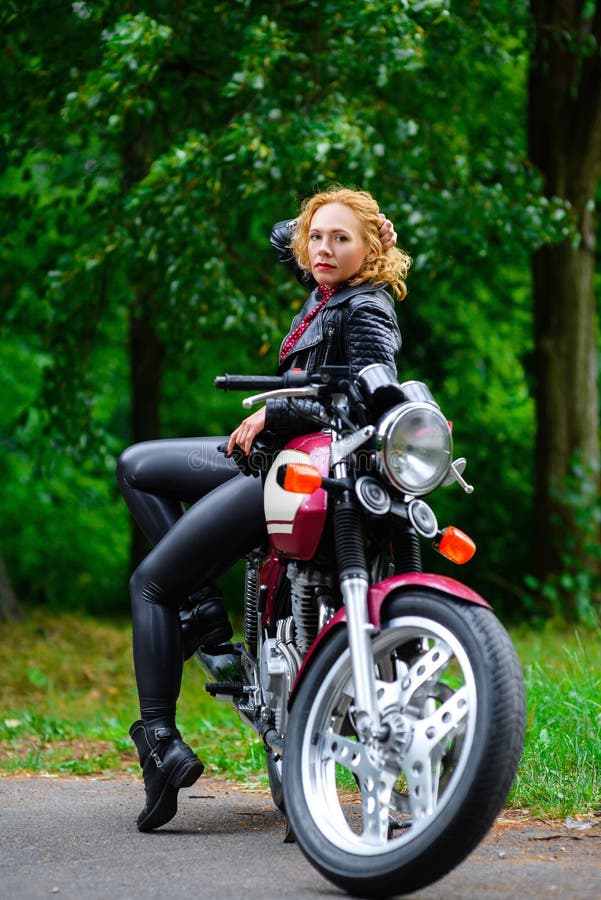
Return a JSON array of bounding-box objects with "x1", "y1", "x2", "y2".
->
[{"x1": 318, "y1": 239, "x2": 332, "y2": 255}]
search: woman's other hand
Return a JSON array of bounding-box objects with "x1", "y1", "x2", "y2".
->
[
  {"x1": 227, "y1": 407, "x2": 267, "y2": 456},
  {"x1": 378, "y1": 214, "x2": 397, "y2": 252}
]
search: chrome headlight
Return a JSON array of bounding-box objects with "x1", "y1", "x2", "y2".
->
[{"x1": 376, "y1": 402, "x2": 452, "y2": 495}]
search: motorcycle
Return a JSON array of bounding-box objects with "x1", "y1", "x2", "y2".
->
[{"x1": 197, "y1": 363, "x2": 525, "y2": 898}]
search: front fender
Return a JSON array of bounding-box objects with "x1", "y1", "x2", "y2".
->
[
  {"x1": 288, "y1": 573, "x2": 490, "y2": 706},
  {"x1": 368, "y1": 573, "x2": 491, "y2": 627}
]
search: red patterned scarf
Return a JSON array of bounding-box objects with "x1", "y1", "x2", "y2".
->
[{"x1": 279, "y1": 284, "x2": 336, "y2": 362}]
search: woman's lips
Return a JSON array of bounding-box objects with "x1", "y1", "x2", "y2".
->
[{"x1": 315, "y1": 262, "x2": 334, "y2": 270}]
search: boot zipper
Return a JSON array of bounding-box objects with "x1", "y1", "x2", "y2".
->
[{"x1": 151, "y1": 747, "x2": 165, "y2": 768}]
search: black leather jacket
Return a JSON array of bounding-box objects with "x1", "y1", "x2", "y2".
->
[{"x1": 265, "y1": 221, "x2": 402, "y2": 439}]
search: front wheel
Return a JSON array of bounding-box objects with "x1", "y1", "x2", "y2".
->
[{"x1": 282, "y1": 591, "x2": 525, "y2": 897}]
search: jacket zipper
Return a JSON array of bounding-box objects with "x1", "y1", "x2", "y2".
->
[{"x1": 321, "y1": 324, "x2": 336, "y2": 366}]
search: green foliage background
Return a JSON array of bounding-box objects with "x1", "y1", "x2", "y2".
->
[{"x1": 0, "y1": 1, "x2": 586, "y2": 619}]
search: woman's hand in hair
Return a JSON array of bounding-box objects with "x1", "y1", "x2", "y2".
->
[{"x1": 378, "y1": 214, "x2": 397, "y2": 252}]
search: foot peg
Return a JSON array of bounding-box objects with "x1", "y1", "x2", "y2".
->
[{"x1": 205, "y1": 681, "x2": 245, "y2": 699}]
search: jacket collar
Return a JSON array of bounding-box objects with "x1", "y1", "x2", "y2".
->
[
  {"x1": 278, "y1": 281, "x2": 394, "y2": 364},
  {"x1": 317, "y1": 280, "x2": 392, "y2": 308}
]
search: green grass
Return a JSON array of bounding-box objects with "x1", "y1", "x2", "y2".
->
[
  {"x1": 509, "y1": 626, "x2": 601, "y2": 818},
  {"x1": 0, "y1": 610, "x2": 266, "y2": 786},
  {"x1": 1, "y1": 610, "x2": 600, "y2": 816}
]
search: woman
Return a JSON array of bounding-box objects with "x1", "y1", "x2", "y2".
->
[{"x1": 117, "y1": 187, "x2": 411, "y2": 832}]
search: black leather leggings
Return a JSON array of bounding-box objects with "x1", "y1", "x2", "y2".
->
[{"x1": 117, "y1": 437, "x2": 266, "y2": 720}]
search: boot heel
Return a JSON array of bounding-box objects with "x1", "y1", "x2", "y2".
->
[{"x1": 172, "y1": 756, "x2": 204, "y2": 790}]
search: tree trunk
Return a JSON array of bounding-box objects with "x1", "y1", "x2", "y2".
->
[
  {"x1": 529, "y1": 1, "x2": 601, "y2": 613},
  {"x1": 128, "y1": 310, "x2": 165, "y2": 571},
  {"x1": 0, "y1": 552, "x2": 24, "y2": 622},
  {"x1": 122, "y1": 108, "x2": 165, "y2": 572}
]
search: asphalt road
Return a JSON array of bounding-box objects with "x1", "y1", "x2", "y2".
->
[{"x1": 1, "y1": 775, "x2": 599, "y2": 899}]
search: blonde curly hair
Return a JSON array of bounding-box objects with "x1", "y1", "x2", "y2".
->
[{"x1": 289, "y1": 187, "x2": 411, "y2": 301}]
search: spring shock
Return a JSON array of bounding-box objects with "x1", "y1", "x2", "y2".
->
[{"x1": 244, "y1": 554, "x2": 261, "y2": 655}]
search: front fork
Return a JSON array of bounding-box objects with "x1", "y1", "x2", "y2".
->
[
  {"x1": 333, "y1": 455, "x2": 383, "y2": 741},
  {"x1": 341, "y1": 575, "x2": 384, "y2": 740}
]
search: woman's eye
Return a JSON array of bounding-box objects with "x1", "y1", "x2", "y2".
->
[{"x1": 335, "y1": 235, "x2": 348, "y2": 242}]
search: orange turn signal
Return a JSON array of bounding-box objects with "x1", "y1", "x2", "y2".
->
[
  {"x1": 435, "y1": 526, "x2": 476, "y2": 565},
  {"x1": 279, "y1": 463, "x2": 323, "y2": 494}
]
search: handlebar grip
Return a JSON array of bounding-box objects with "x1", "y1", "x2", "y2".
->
[
  {"x1": 214, "y1": 375, "x2": 285, "y2": 391},
  {"x1": 214, "y1": 371, "x2": 312, "y2": 391}
]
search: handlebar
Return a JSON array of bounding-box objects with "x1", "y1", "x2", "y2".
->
[
  {"x1": 214, "y1": 371, "x2": 312, "y2": 392},
  {"x1": 215, "y1": 367, "x2": 351, "y2": 392}
]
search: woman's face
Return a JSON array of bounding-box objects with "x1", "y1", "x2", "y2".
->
[{"x1": 308, "y1": 202, "x2": 369, "y2": 288}]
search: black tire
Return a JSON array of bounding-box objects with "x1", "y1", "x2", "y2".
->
[
  {"x1": 266, "y1": 747, "x2": 285, "y2": 812},
  {"x1": 282, "y1": 591, "x2": 525, "y2": 897}
]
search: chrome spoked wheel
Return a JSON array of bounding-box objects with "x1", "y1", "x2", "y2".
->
[
  {"x1": 301, "y1": 615, "x2": 477, "y2": 852},
  {"x1": 283, "y1": 592, "x2": 525, "y2": 897}
]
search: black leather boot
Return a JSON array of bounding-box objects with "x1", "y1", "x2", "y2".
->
[
  {"x1": 179, "y1": 588, "x2": 233, "y2": 659},
  {"x1": 129, "y1": 718, "x2": 204, "y2": 832}
]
